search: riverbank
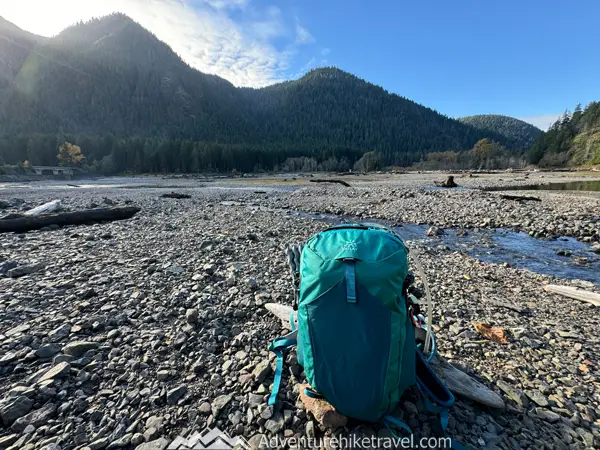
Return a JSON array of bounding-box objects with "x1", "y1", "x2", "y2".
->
[{"x1": 0, "y1": 173, "x2": 599, "y2": 449}]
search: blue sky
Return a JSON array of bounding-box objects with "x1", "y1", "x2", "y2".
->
[{"x1": 1, "y1": 0, "x2": 598, "y2": 129}]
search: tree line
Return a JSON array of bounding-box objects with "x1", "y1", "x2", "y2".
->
[
  {"x1": 528, "y1": 102, "x2": 600, "y2": 167},
  {"x1": 0, "y1": 133, "x2": 369, "y2": 174},
  {"x1": 414, "y1": 139, "x2": 527, "y2": 171}
]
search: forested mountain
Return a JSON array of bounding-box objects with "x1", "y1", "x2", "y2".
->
[
  {"x1": 0, "y1": 14, "x2": 524, "y2": 173},
  {"x1": 529, "y1": 103, "x2": 600, "y2": 167},
  {"x1": 459, "y1": 115, "x2": 542, "y2": 149},
  {"x1": 0, "y1": 17, "x2": 46, "y2": 93}
]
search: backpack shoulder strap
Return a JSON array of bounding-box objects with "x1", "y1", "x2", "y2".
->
[{"x1": 267, "y1": 330, "x2": 297, "y2": 406}]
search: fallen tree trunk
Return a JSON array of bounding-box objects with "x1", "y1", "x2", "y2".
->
[
  {"x1": 500, "y1": 194, "x2": 541, "y2": 202},
  {"x1": 0, "y1": 207, "x2": 141, "y2": 233},
  {"x1": 543, "y1": 284, "x2": 600, "y2": 306},
  {"x1": 160, "y1": 192, "x2": 191, "y2": 199},
  {"x1": 309, "y1": 179, "x2": 351, "y2": 187}
]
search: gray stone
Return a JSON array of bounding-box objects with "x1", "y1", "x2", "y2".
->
[
  {"x1": 107, "y1": 433, "x2": 132, "y2": 449},
  {"x1": 252, "y1": 360, "x2": 271, "y2": 383},
  {"x1": 248, "y1": 434, "x2": 268, "y2": 450},
  {"x1": 62, "y1": 341, "x2": 98, "y2": 357},
  {"x1": 497, "y1": 380, "x2": 529, "y2": 408},
  {"x1": 0, "y1": 260, "x2": 18, "y2": 275},
  {"x1": 39, "y1": 444, "x2": 61, "y2": 450},
  {"x1": 0, "y1": 396, "x2": 34, "y2": 425},
  {"x1": 576, "y1": 427, "x2": 595, "y2": 447},
  {"x1": 526, "y1": 390, "x2": 549, "y2": 407},
  {"x1": 88, "y1": 437, "x2": 110, "y2": 450},
  {"x1": 47, "y1": 324, "x2": 71, "y2": 343},
  {"x1": 11, "y1": 403, "x2": 57, "y2": 432},
  {"x1": 536, "y1": 408, "x2": 561, "y2": 423},
  {"x1": 198, "y1": 402, "x2": 212, "y2": 415},
  {"x1": 0, "y1": 352, "x2": 18, "y2": 365},
  {"x1": 186, "y1": 308, "x2": 199, "y2": 324},
  {"x1": 248, "y1": 393, "x2": 263, "y2": 407},
  {"x1": 212, "y1": 394, "x2": 233, "y2": 417},
  {"x1": 38, "y1": 362, "x2": 71, "y2": 383},
  {"x1": 145, "y1": 415, "x2": 164, "y2": 430},
  {"x1": 426, "y1": 226, "x2": 444, "y2": 236},
  {"x1": 210, "y1": 373, "x2": 224, "y2": 387},
  {"x1": 35, "y1": 344, "x2": 62, "y2": 359},
  {"x1": 7, "y1": 263, "x2": 44, "y2": 278},
  {"x1": 306, "y1": 420, "x2": 315, "y2": 439},
  {"x1": 264, "y1": 412, "x2": 284, "y2": 434},
  {"x1": 135, "y1": 438, "x2": 170, "y2": 450},
  {"x1": 0, "y1": 434, "x2": 19, "y2": 448},
  {"x1": 166, "y1": 385, "x2": 187, "y2": 405},
  {"x1": 144, "y1": 427, "x2": 160, "y2": 442},
  {"x1": 156, "y1": 370, "x2": 170, "y2": 381}
]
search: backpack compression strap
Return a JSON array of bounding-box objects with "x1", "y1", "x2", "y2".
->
[
  {"x1": 267, "y1": 330, "x2": 297, "y2": 406},
  {"x1": 415, "y1": 349, "x2": 468, "y2": 450}
]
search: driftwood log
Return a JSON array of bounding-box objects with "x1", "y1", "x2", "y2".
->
[
  {"x1": 434, "y1": 176, "x2": 458, "y2": 188},
  {"x1": 500, "y1": 194, "x2": 541, "y2": 202},
  {"x1": 24, "y1": 200, "x2": 62, "y2": 216},
  {"x1": 298, "y1": 383, "x2": 348, "y2": 428},
  {"x1": 309, "y1": 179, "x2": 351, "y2": 187},
  {"x1": 160, "y1": 192, "x2": 191, "y2": 199},
  {"x1": 0, "y1": 207, "x2": 141, "y2": 233},
  {"x1": 428, "y1": 357, "x2": 505, "y2": 409},
  {"x1": 544, "y1": 284, "x2": 600, "y2": 306}
]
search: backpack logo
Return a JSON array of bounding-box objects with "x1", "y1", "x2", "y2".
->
[{"x1": 340, "y1": 239, "x2": 359, "y2": 251}]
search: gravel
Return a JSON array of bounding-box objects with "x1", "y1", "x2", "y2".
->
[{"x1": 0, "y1": 173, "x2": 599, "y2": 449}]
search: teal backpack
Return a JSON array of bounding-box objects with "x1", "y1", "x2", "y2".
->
[{"x1": 268, "y1": 223, "x2": 463, "y2": 444}]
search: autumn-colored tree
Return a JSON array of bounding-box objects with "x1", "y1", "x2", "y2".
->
[
  {"x1": 23, "y1": 160, "x2": 31, "y2": 169},
  {"x1": 471, "y1": 138, "x2": 500, "y2": 169},
  {"x1": 57, "y1": 142, "x2": 84, "y2": 166}
]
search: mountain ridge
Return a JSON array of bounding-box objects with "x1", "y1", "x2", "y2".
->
[
  {"x1": 0, "y1": 15, "x2": 536, "y2": 172},
  {"x1": 459, "y1": 114, "x2": 543, "y2": 149}
]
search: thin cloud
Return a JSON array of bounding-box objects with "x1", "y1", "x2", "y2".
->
[
  {"x1": 295, "y1": 21, "x2": 315, "y2": 45},
  {"x1": 519, "y1": 114, "x2": 561, "y2": 131},
  {"x1": 0, "y1": 0, "x2": 314, "y2": 87},
  {"x1": 201, "y1": 0, "x2": 248, "y2": 10}
]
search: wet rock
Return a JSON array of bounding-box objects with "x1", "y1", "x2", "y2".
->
[{"x1": 426, "y1": 226, "x2": 444, "y2": 237}]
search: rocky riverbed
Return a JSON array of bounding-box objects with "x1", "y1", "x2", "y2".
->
[{"x1": 0, "y1": 173, "x2": 599, "y2": 450}]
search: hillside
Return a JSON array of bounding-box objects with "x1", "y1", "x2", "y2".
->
[
  {"x1": 529, "y1": 103, "x2": 600, "y2": 167},
  {"x1": 0, "y1": 14, "x2": 517, "y2": 172},
  {"x1": 459, "y1": 114, "x2": 542, "y2": 149},
  {"x1": 0, "y1": 17, "x2": 46, "y2": 93}
]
